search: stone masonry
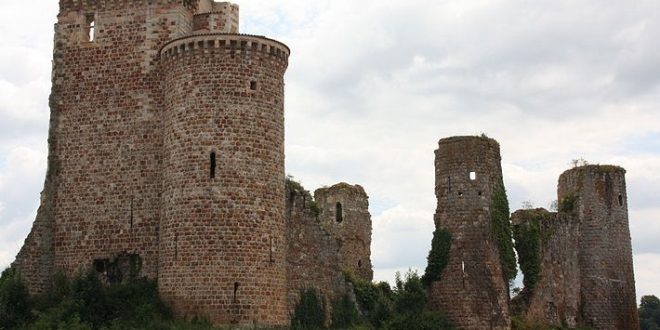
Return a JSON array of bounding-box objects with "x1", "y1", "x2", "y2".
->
[
  {"x1": 12, "y1": 1, "x2": 372, "y2": 327},
  {"x1": 285, "y1": 181, "x2": 373, "y2": 317},
  {"x1": 512, "y1": 165, "x2": 639, "y2": 329},
  {"x1": 427, "y1": 136, "x2": 512, "y2": 329}
]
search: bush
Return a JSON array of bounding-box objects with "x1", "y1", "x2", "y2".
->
[
  {"x1": 641, "y1": 295, "x2": 660, "y2": 330},
  {"x1": 0, "y1": 267, "x2": 32, "y2": 329},
  {"x1": 291, "y1": 288, "x2": 326, "y2": 329},
  {"x1": 330, "y1": 294, "x2": 358, "y2": 329}
]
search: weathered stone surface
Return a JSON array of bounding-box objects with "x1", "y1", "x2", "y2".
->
[
  {"x1": 513, "y1": 165, "x2": 639, "y2": 330},
  {"x1": 427, "y1": 136, "x2": 512, "y2": 330}
]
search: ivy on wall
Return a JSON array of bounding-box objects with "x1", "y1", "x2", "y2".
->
[
  {"x1": 421, "y1": 228, "x2": 452, "y2": 287},
  {"x1": 491, "y1": 179, "x2": 517, "y2": 284},
  {"x1": 513, "y1": 210, "x2": 544, "y2": 292}
]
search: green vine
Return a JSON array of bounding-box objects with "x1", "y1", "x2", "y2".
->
[
  {"x1": 512, "y1": 210, "x2": 545, "y2": 292},
  {"x1": 421, "y1": 228, "x2": 452, "y2": 287},
  {"x1": 491, "y1": 179, "x2": 517, "y2": 284}
]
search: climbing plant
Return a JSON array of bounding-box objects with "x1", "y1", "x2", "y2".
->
[
  {"x1": 513, "y1": 210, "x2": 544, "y2": 292},
  {"x1": 421, "y1": 228, "x2": 452, "y2": 287},
  {"x1": 491, "y1": 179, "x2": 517, "y2": 284}
]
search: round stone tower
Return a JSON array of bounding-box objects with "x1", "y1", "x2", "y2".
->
[
  {"x1": 158, "y1": 3, "x2": 290, "y2": 326},
  {"x1": 427, "y1": 136, "x2": 511, "y2": 330},
  {"x1": 558, "y1": 165, "x2": 639, "y2": 329}
]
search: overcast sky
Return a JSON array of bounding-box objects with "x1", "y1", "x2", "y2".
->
[{"x1": 1, "y1": 0, "x2": 659, "y2": 302}]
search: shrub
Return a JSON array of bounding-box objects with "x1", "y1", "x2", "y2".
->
[
  {"x1": 0, "y1": 267, "x2": 32, "y2": 329},
  {"x1": 292, "y1": 288, "x2": 325, "y2": 330},
  {"x1": 330, "y1": 294, "x2": 358, "y2": 329}
]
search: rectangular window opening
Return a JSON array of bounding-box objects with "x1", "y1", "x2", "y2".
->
[
  {"x1": 469, "y1": 171, "x2": 476, "y2": 181},
  {"x1": 210, "y1": 152, "x2": 216, "y2": 179},
  {"x1": 85, "y1": 14, "x2": 96, "y2": 42}
]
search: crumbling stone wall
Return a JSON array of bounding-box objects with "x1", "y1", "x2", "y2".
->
[
  {"x1": 427, "y1": 136, "x2": 511, "y2": 329},
  {"x1": 559, "y1": 165, "x2": 639, "y2": 329},
  {"x1": 315, "y1": 183, "x2": 374, "y2": 281},
  {"x1": 513, "y1": 165, "x2": 639, "y2": 330},
  {"x1": 285, "y1": 184, "x2": 347, "y2": 316},
  {"x1": 512, "y1": 209, "x2": 580, "y2": 327}
]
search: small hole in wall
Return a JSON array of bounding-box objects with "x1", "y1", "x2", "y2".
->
[
  {"x1": 358, "y1": 260, "x2": 362, "y2": 268},
  {"x1": 469, "y1": 171, "x2": 476, "y2": 180},
  {"x1": 458, "y1": 192, "x2": 463, "y2": 197},
  {"x1": 250, "y1": 81, "x2": 258, "y2": 90},
  {"x1": 478, "y1": 191, "x2": 482, "y2": 196},
  {"x1": 618, "y1": 194, "x2": 623, "y2": 207}
]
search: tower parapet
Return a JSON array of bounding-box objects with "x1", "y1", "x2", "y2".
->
[
  {"x1": 427, "y1": 136, "x2": 511, "y2": 329},
  {"x1": 194, "y1": 2, "x2": 239, "y2": 33}
]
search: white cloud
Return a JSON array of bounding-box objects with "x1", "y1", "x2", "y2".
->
[{"x1": 635, "y1": 253, "x2": 660, "y2": 301}]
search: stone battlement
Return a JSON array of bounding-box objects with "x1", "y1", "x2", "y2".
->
[
  {"x1": 160, "y1": 33, "x2": 290, "y2": 64},
  {"x1": 59, "y1": 0, "x2": 197, "y2": 12}
]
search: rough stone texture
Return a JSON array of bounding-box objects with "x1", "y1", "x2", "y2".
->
[
  {"x1": 559, "y1": 165, "x2": 639, "y2": 329},
  {"x1": 427, "y1": 136, "x2": 511, "y2": 330},
  {"x1": 14, "y1": 1, "x2": 294, "y2": 326},
  {"x1": 513, "y1": 165, "x2": 639, "y2": 330},
  {"x1": 14, "y1": 1, "x2": 372, "y2": 326},
  {"x1": 511, "y1": 209, "x2": 580, "y2": 327},
  {"x1": 314, "y1": 183, "x2": 374, "y2": 281},
  {"x1": 158, "y1": 31, "x2": 289, "y2": 324}
]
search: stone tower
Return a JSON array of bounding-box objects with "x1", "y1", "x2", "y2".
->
[
  {"x1": 427, "y1": 136, "x2": 511, "y2": 329},
  {"x1": 157, "y1": 2, "x2": 289, "y2": 325},
  {"x1": 14, "y1": 0, "x2": 290, "y2": 326},
  {"x1": 558, "y1": 165, "x2": 639, "y2": 329},
  {"x1": 315, "y1": 183, "x2": 373, "y2": 281}
]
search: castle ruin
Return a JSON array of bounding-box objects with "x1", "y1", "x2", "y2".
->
[
  {"x1": 13, "y1": 0, "x2": 371, "y2": 326},
  {"x1": 10, "y1": 0, "x2": 639, "y2": 328}
]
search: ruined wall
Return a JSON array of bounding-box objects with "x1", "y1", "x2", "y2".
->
[
  {"x1": 427, "y1": 136, "x2": 511, "y2": 330},
  {"x1": 559, "y1": 165, "x2": 639, "y2": 329},
  {"x1": 512, "y1": 209, "x2": 580, "y2": 327},
  {"x1": 315, "y1": 183, "x2": 373, "y2": 281},
  {"x1": 285, "y1": 184, "x2": 348, "y2": 315},
  {"x1": 158, "y1": 33, "x2": 289, "y2": 325}
]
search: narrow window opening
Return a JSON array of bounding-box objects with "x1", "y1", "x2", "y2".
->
[
  {"x1": 469, "y1": 171, "x2": 476, "y2": 181},
  {"x1": 478, "y1": 191, "x2": 483, "y2": 196},
  {"x1": 130, "y1": 196, "x2": 134, "y2": 230},
  {"x1": 250, "y1": 80, "x2": 258, "y2": 90},
  {"x1": 458, "y1": 191, "x2": 463, "y2": 197},
  {"x1": 448, "y1": 176, "x2": 451, "y2": 192},
  {"x1": 335, "y1": 202, "x2": 343, "y2": 223},
  {"x1": 358, "y1": 260, "x2": 362, "y2": 268},
  {"x1": 210, "y1": 152, "x2": 216, "y2": 179},
  {"x1": 233, "y1": 282, "x2": 240, "y2": 303},
  {"x1": 618, "y1": 194, "x2": 623, "y2": 207},
  {"x1": 269, "y1": 237, "x2": 275, "y2": 263},
  {"x1": 86, "y1": 14, "x2": 96, "y2": 42},
  {"x1": 174, "y1": 233, "x2": 179, "y2": 262}
]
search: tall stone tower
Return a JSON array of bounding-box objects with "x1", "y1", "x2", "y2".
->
[
  {"x1": 14, "y1": 0, "x2": 290, "y2": 326},
  {"x1": 427, "y1": 136, "x2": 511, "y2": 329},
  {"x1": 558, "y1": 165, "x2": 639, "y2": 329},
  {"x1": 157, "y1": 2, "x2": 289, "y2": 326}
]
